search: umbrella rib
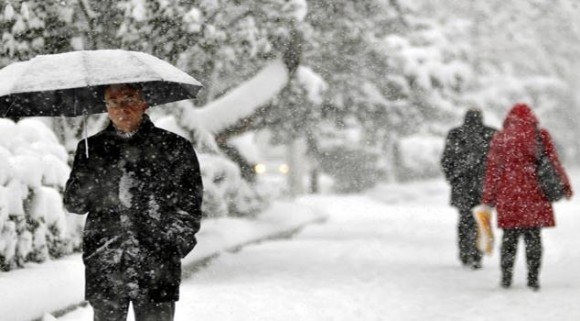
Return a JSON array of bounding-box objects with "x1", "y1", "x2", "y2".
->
[{"x1": 3, "y1": 99, "x2": 17, "y2": 117}]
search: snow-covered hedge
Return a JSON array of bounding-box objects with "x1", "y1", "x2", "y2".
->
[
  {"x1": 198, "y1": 153, "x2": 268, "y2": 218},
  {"x1": 153, "y1": 114, "x2": 270, "y2": 218},
  {"x1": 0, "y1": 119, "x2": 83, "y2": 271},
  {"x1": 0, "y1": 117, "x2": 269, "y2": 271}
]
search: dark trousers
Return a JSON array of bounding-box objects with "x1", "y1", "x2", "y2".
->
[
  {"x1": 458, "y1": 208, "x2": 482, "y2": 265},
  {"x1": 91, "y1": 299, "x2": 175, "y2": 321},
  {"x1": 500, "y1": 228, "x2": 542, "y2": 284}
]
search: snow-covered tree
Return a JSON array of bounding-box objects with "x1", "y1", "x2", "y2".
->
[
  {"x1": 0, "y1": 1, "x2": 76, "y2": 67},
  {"x1": 116, "y1": 0, "x2": 304, "y2": 106},
  {"x1": 416, "y1": 0, "x2": 580, "y2": 162},
  {"x1": 0, "y1": 118, "x2": 81, "y2": 271},
  {"x1": 300, "y1": 0, "x2": 475, "y2": 183},
  {"x1": 1, "y1": 0, "x2": 310, "y2": 220},
  {"x1": 115, "y1": 0, "x2": 308, "y2": 200}
]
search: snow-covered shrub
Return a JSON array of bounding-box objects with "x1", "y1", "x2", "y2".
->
[
  {"x1": 153, "y1": 115, "x2": 270, "y2": 218},
  {"x1": 397, "y1": 134, "x2": 445, "y2": 181},
  {"x1": 229, "y1": 181, "x2": 268, "y2": 217},
  {"x1": 198, "y1": 153, "x2": 268, "y2": 219},
  {"x1": 0, "y1": 119, "x2": 80, "y2": 271}
]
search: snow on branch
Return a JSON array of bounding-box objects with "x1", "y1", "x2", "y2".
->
[{"x1": 182, "y1": 58, "x2": 290, "y2": 135}]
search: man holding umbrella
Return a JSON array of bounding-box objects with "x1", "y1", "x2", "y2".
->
[
  {"x1": 64, "y1": 83, "x2": 203, "y2": 321},
  {"x1": 0, "y1": 49, "x2": 204, "y2": 320}
]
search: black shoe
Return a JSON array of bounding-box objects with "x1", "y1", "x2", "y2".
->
[
  {"x1": 501, "y1": 276, "x2": 512, "y2": 289},
  {"x1": 470, "y1": 261, "x2": 482, "y2": 270},
  {"x1": 528, "y1": 280, "x2": 540, "y2": 291}
]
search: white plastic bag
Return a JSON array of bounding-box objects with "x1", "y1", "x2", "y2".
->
[{"x1": 473, "y1": 205, "x2": 494, "y2": 255}]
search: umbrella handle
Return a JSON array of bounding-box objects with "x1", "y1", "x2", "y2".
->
[{"x1": 83, "y1": 111, "x2": 89, "y2": 158}]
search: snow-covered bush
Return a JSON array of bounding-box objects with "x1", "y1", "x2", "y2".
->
[
  {"x1": 397, "y1": 134, "x2": 445, "y2": 181},
  {"x1": 198, "y1": 153, "x2": 267, "y2": 218},
  {"x1": 153, "y1": 115, "x2": 270, "y2": 218},
  {"x1": 0, "y1": 119, "x2": 82, "y2": 271}
]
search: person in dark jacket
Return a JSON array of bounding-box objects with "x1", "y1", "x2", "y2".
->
[
  {"x1": 64, "y1": 84, "x2": 203, "y2": 321},
  {"x1": 441, "y1": 108, "x2": 496, "y2": 269},
  {"x1": 482, "y1": 103, "x2": 572, "y2": 291}
]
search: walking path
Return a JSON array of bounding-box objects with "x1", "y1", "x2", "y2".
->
[{"x1": 64, "y1": 175, "x2": 580, "y2": 320}]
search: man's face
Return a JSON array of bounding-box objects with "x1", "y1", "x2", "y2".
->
[{"x1": 105, "y1": 85, "x2": 148, "y2": 132}]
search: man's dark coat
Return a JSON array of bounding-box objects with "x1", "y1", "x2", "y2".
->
[
  {"x1": 64, "y1": 115, "x2": 203, "y2": 303},
  {"x1": 441, "y1": 110, "x2": 496, "y2": 209}
]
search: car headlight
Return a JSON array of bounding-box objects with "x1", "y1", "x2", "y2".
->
[
  {"x1": 278, "y1": 164, "x2": 289, "y2": 174},
  {"x1": 254, "y1": 163, "x2": 266, "y2": 174}
]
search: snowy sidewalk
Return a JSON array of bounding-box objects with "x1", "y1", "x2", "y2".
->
[
  {"x1": 0, "y1": 201, "x2": 326, "y2": 321},
  {"x1": 30, "y1": 173, "x2": 580, "y2": 321}
]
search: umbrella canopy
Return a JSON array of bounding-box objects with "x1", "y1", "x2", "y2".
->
[{"x1": 0, "y1": 50, "x2": 203, "y2": 117}]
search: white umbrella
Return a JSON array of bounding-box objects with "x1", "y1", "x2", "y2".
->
[{"x1": 0, "y1": 49, "x2": 203, "y2": 117}]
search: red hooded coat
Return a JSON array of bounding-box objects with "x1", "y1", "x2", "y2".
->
[{"x1": 482, "y1": 104, "x2": 573, "y2": 229}]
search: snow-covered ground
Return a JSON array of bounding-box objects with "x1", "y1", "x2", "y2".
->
[
  {"x1": 57, "y1": 170, "x2": 580, "y2": 321},
  {"x1": 0, "y1": 201, "x2": 324, "y2": 321}
]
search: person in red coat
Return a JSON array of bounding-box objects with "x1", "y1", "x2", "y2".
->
[{"x1": 482, "y1": 103, "x2": 573, "y2": 291}]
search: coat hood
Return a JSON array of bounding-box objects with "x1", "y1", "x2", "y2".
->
[
  {"x1": 498, "y1": 103, "x2": 539, "y2": 159},
  {"x1": 503, "y1": 103, "x2": 538, "y2": 130},
  {"x1": 463, "y1": 108, "x2": 484, "y2": 128}
]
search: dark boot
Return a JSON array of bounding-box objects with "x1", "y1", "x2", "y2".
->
[
  {"x1": 501, "y1": 271, "x2": 512, "y2": 288},
  {"x1": 527, "y1": 277, "x2": 540, "y2": 291},
  {"x1": 470, "y1": 250, "x2": 483, "y2": 270}
]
